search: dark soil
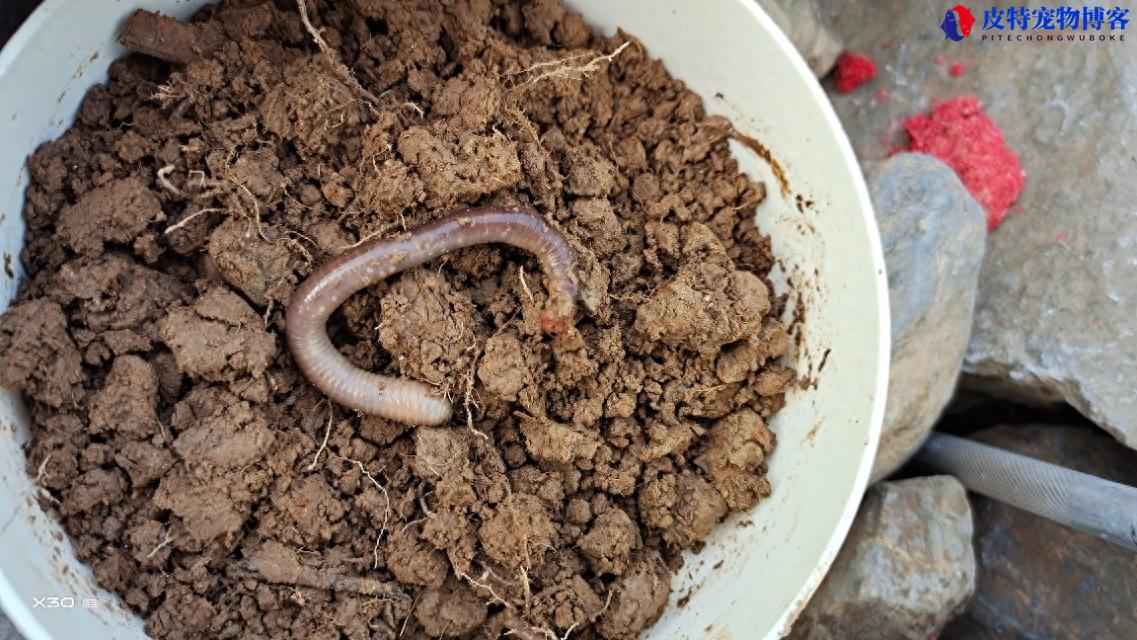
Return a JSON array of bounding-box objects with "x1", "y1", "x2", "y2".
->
[{"x1": 0, "y1": 1, "x2": 794, "y2": 638}]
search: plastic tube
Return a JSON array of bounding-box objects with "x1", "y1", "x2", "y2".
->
[{"x1": 917, "y1": 432, "x2": 1137, "y2": 552}]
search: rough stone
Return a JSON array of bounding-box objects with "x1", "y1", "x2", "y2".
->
[
  {"x1": 816, "y1": 0, "x2": 1137, "y2": 451},
  {"x1": 942, "y1": 424, "x2": 1137, "y2": 639},
  {"x1": 790, "y1": 476, "x2": 975, "y2": 640},
  {"x1": 0, "y1": 612, "x2": 20, "y2": 640},
  {"x1": 868, "y1": 153, "x2": 986, "y2": 481},
  {"x1": 755, "y1": 0, "x2": 843, "y2": 77}
]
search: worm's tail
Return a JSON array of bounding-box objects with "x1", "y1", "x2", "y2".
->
[{"x1": 917, "y1": 433, "x2": 1137, "y2": 552}]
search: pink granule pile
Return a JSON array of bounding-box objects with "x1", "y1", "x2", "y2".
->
[
  {"x1": 901, "y1": 97, "x2": 1025, "y2": 230},
  {"x1": 833, "y1": 51, "x2": 877, "y2": 93}
]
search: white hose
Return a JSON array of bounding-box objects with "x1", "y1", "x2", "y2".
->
[{"x1": 917, "y1": 432, "x2": 1137, "y2": 552}]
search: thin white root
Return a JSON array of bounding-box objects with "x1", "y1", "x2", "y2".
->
[
  {"x1": 156, "y1": 165, "x2": 182, "y2": 195},
  {"x1": 417, "y1": 484, "x2": 436, "y2": 519},
  {"x1": 281, "y1": 232, "x2": 315, "y2": 266},
  {"x1": 518, "y1": 266, "x2": 535, "y2": 302},
  {"x1": 398, "y1": 593, "x2": 419, "y2": 638},
  {"x1": 146, "y1": 528, "x2": 176, "y2": 559},
  {"x1": 294, "y1": 0, "x2": 381, "y2": 104},
  {"x1": 307, "y1": 406, "x2": 333, "y2": 471},
  {"x1": 520, "y1": 565, "x2": 533, "y2": 615},
  {"x1": 595, "y1": 588, "x2": 616, "y2": 620},
  {"x1": 229, "y1": 179, "x2": 270, "y2": 242},
  {"x1": 335, "y1": 454, "x2": 392, "y2": 570},
  {"x1": 188, "y1": 169, "x2": 208, "y2": 189},
  {"x1": 152, "y1": 83, "x2": 182, "y2": 105},
  {"x1": 512, "y1": 41, "x2": 631, "y2": 91},
  {"x1": 344, "y1": 228, "x2": 385, "y2": 250},
  {"x1": 295, "y1": 0, "x2": 331, "y2": 53},
  {"x1": 401, "y1": 101, "x2": 425, "y2": 118},
  {"x1": 33, "y1": 454, "x2": 52, "y2": 484},
  {"x1": 400, "y1": 517, "x2": 427, "y2": 534},
  {"x1": 164, "y1": 208, "x2": 224, "y2": 235},
  {"x1": 504, "y1": 630, "x2": 556, "y2": 640},
  {"x1": 455, "y1": 568, "x2": 513, "y2": 609},
  {"x1": 262, "y1": 299, "x2": 276, "y2": 329},
  {"x1": 463, "y1": 340, "x2": 489, "y2": 442}
]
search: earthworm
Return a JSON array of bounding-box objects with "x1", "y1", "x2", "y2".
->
[
  {"x1": 918, "y1": 433, "x2": 1137, "y2": 551},
  {"x1": 286, "y1": 206, "x2": 578, "y2": 426}
]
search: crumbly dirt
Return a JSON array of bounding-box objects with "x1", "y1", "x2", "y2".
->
[{"x1": 0, "y1": 1, "x2": 795, "y2": 638}]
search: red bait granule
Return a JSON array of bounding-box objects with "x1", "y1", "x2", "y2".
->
[
  {"x1": 901, "y1": 96, "x2": 1025, "y2": 230},
  {"x1": 834, "y1": 51, "x2": 877, "y2": 93},
  {"x1": 949, "y1": 61, "x2": 965, "y2": 77},
  {"x1": 935, "y1": 53, "x2": 946, "y2": 64}
]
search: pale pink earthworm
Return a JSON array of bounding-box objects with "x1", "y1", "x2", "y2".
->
[{"x1": 286, "y1": 206, "x2": 578, "y2": 426}]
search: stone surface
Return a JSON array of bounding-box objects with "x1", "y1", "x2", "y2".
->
[
  {"x1": 942, "y1": 424, "x2": 1137, "y2": 639},
  {"x1": 755, "y1": 0, "x2": 843, "y2": 77},
  {"x1": 868, "y1": 153, "x2": 987, "y2": 481},
  {"x1": 815, "y1": 0, "x2": 1137, "y2": 451},
  {"x1": 0, "y1": 613, "x2": 19, "y2": 640},
  {"x1": 790, "y1": 476, "x2": 976, "y2": 639}
]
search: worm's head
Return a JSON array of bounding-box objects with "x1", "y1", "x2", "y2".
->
[{"x1": 539, "y1": 291, "x2": 576, "y2": 334}]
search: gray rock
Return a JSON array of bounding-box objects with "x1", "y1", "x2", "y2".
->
[
  {"x1": 868, "y1": 153, "x2": 986, "y2": 481},
  {"x1": 943, "y1": 424, "x2": 1137, "y2": 639},
  {"x1": 755, "y1": 0, "x2": 843, "y2": 77},
  {"x1": 791, "y1": 476, "x2": 976, "y2": 640},
  {"x1": 815, "y1": 0, "x2": 1137, "y2": 451},
  {"x1": 0, "y1": 611, "x2": 20, "y2": 640}
]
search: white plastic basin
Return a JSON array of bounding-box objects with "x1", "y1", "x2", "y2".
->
[{"x1": 0, "y1": 1, "x2": 888, "y2": 638}]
